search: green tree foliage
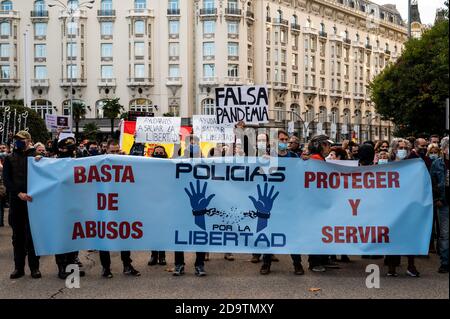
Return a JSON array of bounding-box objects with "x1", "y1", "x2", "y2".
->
[
  {"x1": 103, "y1": 98, "x2": 124, "y2": 134},
  {"x1": 72, "y1": 101, "x2": 88, "y2": 138},
  {"x1": 82, "y1": 122, "x2": 100, "y2": 141},
  {"x1": 370, "y1": 19, "x2": 449, "y2": 137}
]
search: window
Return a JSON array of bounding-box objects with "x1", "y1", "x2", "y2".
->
[
  {"x1": 228, "y1": 0, "x2": 238, "y2": 9},
  {"x1": 101, "y1": 0, "x2": 112, "y2": 10},
  {"x1": 0, "y1": 22, "x2": 10, "y2": 36},
  {"x1": 67, "y1": 65, "x2": 77, "y2": 79},
  {"x1": 101, "y1": 65, "x2": 113, "y2": 79},
  {"x1": 320, "y1": 23, "x2": 325, "y2": 32},
  {"x1": 101, "y1": 22, "x2": 113, "y2": 36},
  {"x1": 203, "y1": 42, "x2": 215, "y2": 57},
  {"x1": 35, "y1": 23, "x2": 47, "y2": 37},
  {"x1": 202, "y1": 98, "x2": 215, "y2": 115},
  {"x1": 203, "y1": 20, "x2": 215, "y2": 34},
  {"x1": 274, "y1": 103, "x2": 284, "y2": 122},
  {"x1": 35, "y1": 44, "x2": 46, "y2": 58},
  {"x1": 134, "y1": 64, "x2": 145, "y2": 77},
  {"x1": 203, "y1": 64, "x2": 215, "y2": 77},
  {"x1": 281, "y1": 49, "x2": 286, "y2": 64},
  {"x1": 68, "y1": 0, "x2": 78, "y2": 10},
  {"x1": 169, "y1": 64, "x2": 180, "y2": 77},
  {"x1": 292, "y1": 53, "x2": 298, "y2": 66},
  {"x1": 169, "y1": 20, "x2": 179, "y2": 35},
  {"x1": 169, "y1": 43, "x2": 179, "y2": 57},
  {"x1": 135, "y1": 20, "x2": 145, "y2": 35},
  {"x1": 228, "y1": 64, "x2": 238, "y2": 77},
  {"x1": 33, "y1": 65, "x2": 46, "y2": 80},
  {"x1": 320, "y1": 78, "x2": 325, "y2": 89},
  {"x1": 203, "y1": 0, "x2": 214, "y2": 9},
  {"x1": 34, "y1": 0, "x2": 46, "y2": 12},
  {"x1": 169, "y1": 0, "x2": 179, "y2": 10},
  {"x1": 0, "y1": 65, "x2": 10, "y2": 79},
  {"x1": 67, "y1": 42, "x2": 77, "y2": 58},
  {"x1": 130, "y1": 99, "x2": 153, "y2": 113},
  {"x1": 0, "y1": 43, "x2": 9, "y2": 57},
  {"x1": 281, "y1": 30, "x2": 287, "y2": 43},
  {"x1": 228, "y1": 22, "x2": 238, "y2": 34},
  {"x1": 134, "y1": 42, "x2": 145, "y2": 57},
  {"x1": 1, "y1": 0, "x2": 12, "y2": 11},
  {"x1": 31, "y1": 100, "x2": 53, "y2": 119},
  {"x1": 101, "y1": 43, "x2": 113, "y2": 58},
  {"x1": 135, "y1": 0, "x2": 146, "y2": 9},
  {"x1": 67, "y1": 21, "x2": 77, "y2": 35},
  {"x1": 228, "y1": 42, "x2": 238, "y2": 57}
]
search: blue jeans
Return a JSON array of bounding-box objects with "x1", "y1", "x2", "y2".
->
[{"x1": 438, "y1": 205, "x2": 449, "y2": 266}]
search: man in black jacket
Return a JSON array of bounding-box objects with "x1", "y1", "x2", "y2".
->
[{"x1": 2, "y1": 131, "x2": 41, "y2": 279}]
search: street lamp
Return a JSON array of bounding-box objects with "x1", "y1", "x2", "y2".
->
[{"x1": 48, "y1": 0, "x2": 95, "y2": 126}]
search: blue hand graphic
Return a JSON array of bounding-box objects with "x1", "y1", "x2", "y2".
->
[
  {"x1": 249, "y1": 183, "x2": 279, "y2": 232},
  {"x1": 184, "y1": 180, "x2": 215, "y2": 230},
  {"x1": 249, "y1": 183, "x2": 279, "y2": 214}
]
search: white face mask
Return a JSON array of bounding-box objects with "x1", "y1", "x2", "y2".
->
[
  {"x1": 257, "y1": 142, "x2": 267, "y2": 151},
  {"x1": 396, "y1": 149, "x2": 407, "y2": 160},
  {"x1": 378, "y1": 159, "x2": 389, "y2": 165}
]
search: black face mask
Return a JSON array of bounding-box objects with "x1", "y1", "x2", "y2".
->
[
  {"x1": 153, "y1": 154, "x2": 167, "y2": 159},
  {"x1": 417, "y1": 148, "x2": 427, "y2": 157}
]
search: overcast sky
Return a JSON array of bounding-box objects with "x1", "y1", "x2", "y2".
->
[{"x1": 372, "y1": 0, "x2": 446, "y2": 25}]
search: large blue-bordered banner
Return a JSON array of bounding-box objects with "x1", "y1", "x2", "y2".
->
[{"x1": 27, "y1": 156, "x2": 432, "y2": 256}]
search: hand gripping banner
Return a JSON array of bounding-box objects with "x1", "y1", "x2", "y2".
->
[{"x1": 27, "y1": 156, "x2": 433, "y2": 256}]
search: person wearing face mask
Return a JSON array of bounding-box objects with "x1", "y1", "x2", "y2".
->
[
  {"x1": 88, "y1": 142, "x2": 100, "y2": 157},
  {"x1": 426, "y1": 143, "x2": 441, "y2": 254},
  {"x1": 385, "y1": 138, "x2": 420, "y2": 277},
  {"x1": 148, "y1": 146, "x2": 168, "y2": 267},
  {"x1": 377, "y1": 150, "x2": 390, "y2": 165},
  {"x1": 260, "y1": 130, "x2": 303, "y2": 276},
  {"x1": 2, "y1": 131, "x2": 41, "y2": 279},
  {"x1": 99, "y1": 140, "x2": 141, "y2": 279},
  {"x1": 33, "y1": 143, "x2": 46, "y2": 157},
  {"x1": 427, "y1": 144, "x2": 441, "y2": 162},
  {"x1": 173, "y1": 134, "x2": 207, "y2": 277},
  {"x1": 431, "y1": 136, "x2": 449, "y2": 273},
  {"x1": 374, "y1": 140, "x2": 390, "y2": 164}
]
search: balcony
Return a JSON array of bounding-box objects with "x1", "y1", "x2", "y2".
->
[
  {"x1": 343, "y1": 38, "x2": 351, "y2": 45},
  {"x1": 353, "y1": 93, "x2": 365, "y2": 100},
  {"x1": 246, "y1": 78, "x2": 255, "y2": 85},
  {"x1": 272, "y1": 18, "x2": 288, "y2": 26},
  {"x1": 200, "y1": 8, "x2": 217, "y2": 15},
  {"x1": 166, "y1": 77, "x2": 182, "y2": 86},
  {"x1": 385, "y1": 49, "x2": 391, "y2": 55},
  {"x1": 353, "y1": 41, "x2": 365, "y2": 48},
  {"x1": 246, "y1": 10, "x2": 254, "y2": 21},
  {"x1": 98, "y1": 78, "x2": 116, "y2": 87},
  {"x1": 167, "y1": 8, "x2": 180, "y2": 15},
  {"x1": 303, "y1": 27, "x2": 317, "y2": 35},
  {"x1": 319, "y1": 31, "x2": 328, "y2": 38},
  {"x1": 0, "y1": 10, "x2": 19, "y2": 18},
  {"x1": 344, "y1": 91, "x2": 352, "y2": 99},
  {"x1": 319, "y1": 88, "x2": 327, "y2": 95},
  {"x1": 31, "y1": 79, "x2": 50, "y2": 88},
  {"x1": 291, "y1": 84, "x2": 301, "y2": 92},
  {"x1": 59, "y1": 9, "x2": 87, "y2": 18},
  {"x1": 60, "y1": 78, "x2": 87, "y2": 88},
  {"x1": 97, "y1": 9, "x2": 116, "y2": 17},
  {"x1": 31, "y1": 10, "x2": 49, "y2": 19},
  {"x1": 228, "y1": 55, "x2": 239, "y2": 61},
  {"x1": 199, "y1": 77, "x2": 219, "y2": 86},
  {"x1": 225, "y1": 8, "x2": 242, "y2": 18},
  {"x1": 127, "y1": 77, "x2": 154, "y2": 87},
  {"x1": 224, "y1": 77, "x2": 242, "y2": 85},
  {"x1": 365, "y1": 44, "x2": 373, "y2": 50},
  {"x1": 0, "y1": 78, "x2": 20, "y2": 87},
  {"x1": 291, "y1": 23, "x2": 301, "y2": 32},
  {"x1": 127, "y1": 9, "x2": 154, "y2": 17},
  {"x1": 273, "y1": 82, "x2": 288, "y2": 90},
  {"x1": 266, "y1": 16, "x2": 272, "y2": 23},
  {"x1": 330, "y1": 34, "x2": 343, "y2": 42},
  {"x1": 303, "y1": 86, "x2": 317, "y2": 94},
  {"x1": 330, "y1": 89, "x2": 342, "y2": 97}
]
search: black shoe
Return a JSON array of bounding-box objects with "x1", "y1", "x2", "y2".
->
[
  {"x1": 148, "y1": 256, "x2": 158, "y2": 266},
  {"x1": 294, "y1": 264, "x2": 305, "y2": 275},
  {"x1": 158, "y1": 258, "x2": 167, "y2": 266},
  {"x1": 30, "y1": 269, "x2": 42, "y2": 279},
  {"x1": 340, "y1": 255, "x2": 351, "y2": 263},
  {"x1": 438, "y1": 265, "x2": 449, "y2": 273},
  {"x1": 260, "y1": 263, "x2": 271, "y2": 275},
  {"x1": 123, "y1": 265, "x2": 141, "y2": 277},
  {"x1": 102, "y1": 268, "x2": 113, "y2": 279},
  {"x1": 195, "y1": 265, "x2": 207, "y2": 277},
  {"x1": 10, "y1": 269, "x2": 25, "y2": 279},
  {"x1": 57, "y1": 265, "x2": 69, "y2": 280}
]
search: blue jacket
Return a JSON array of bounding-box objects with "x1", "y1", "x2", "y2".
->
[{"x1": 430, "y1": 158, "x2": 448, "y2": 206}]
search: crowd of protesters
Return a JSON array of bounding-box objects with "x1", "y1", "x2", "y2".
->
[{"x1": 0, "y1": 125, "x2": 448, "y2": 280}]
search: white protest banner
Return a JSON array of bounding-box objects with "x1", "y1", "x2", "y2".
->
[
  {"x1": 192, "y1": 115, "x2": 235, "y2": 143},
  {"x1": 45, "y1": 114, "x2": 72, "y2": 133},
  {"x1": 215, "y1": 86, "x2": 269, "y2": 125},
  {"x1": 135, "y1": 117, "x2": 181, "y2": 144},
  {"x1": 326, "y1": 160, "x2": 360, "y2": 167}
]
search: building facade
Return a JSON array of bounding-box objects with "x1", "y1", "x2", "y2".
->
[{"x1": 1, "y1": 0, "x2": 408, "y2": 141}]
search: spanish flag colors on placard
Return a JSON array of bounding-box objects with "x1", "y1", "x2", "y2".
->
[{"x1": 119, "y1": 120, "x2": 216, "y2": 158}]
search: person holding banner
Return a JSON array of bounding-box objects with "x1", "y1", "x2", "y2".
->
[
  {"x1": 260, "y1": 130, "x2": 304, "y2": 276},
  {"x1": 385, "y1": 138, "x2": 420, "y2": 277},
  {"x1": 173, "y1": 135, "x2": 207, "y2": 277},
  {"x1": 148, "y1": 146, "x2": 168, "y2": 267},
  {"x1": 99, "y1": 140, "x2": 141, "y2": 278},
  {"x1": 2, "y1": 131, "x2": 41, "y2": 279}
]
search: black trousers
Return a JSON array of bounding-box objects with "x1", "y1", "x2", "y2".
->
[
  {"x1": 99, "y1": 251, "x2": 132, "y2": 269},
  {"x1": 385, "y1": 255, "x2": 415, "y2": 268},
  {"x1": 308, "y1": 255, "x2": 329, "y2": 267},
  {"x1": 262, "y1": 254, "x2": 301, "y2": 266},
  {"x1": 174, "y1": 251, "x2": 205, "y2": 267},
  {"x1": 55, "y1": 251, "x2": 78, "y2": 267},
  {"x1": 9, "y1": 197, "x2": 39, "y2": 270},
  {"x1": 151, "y1": 251, "x2": 166, "y2": 259}
]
